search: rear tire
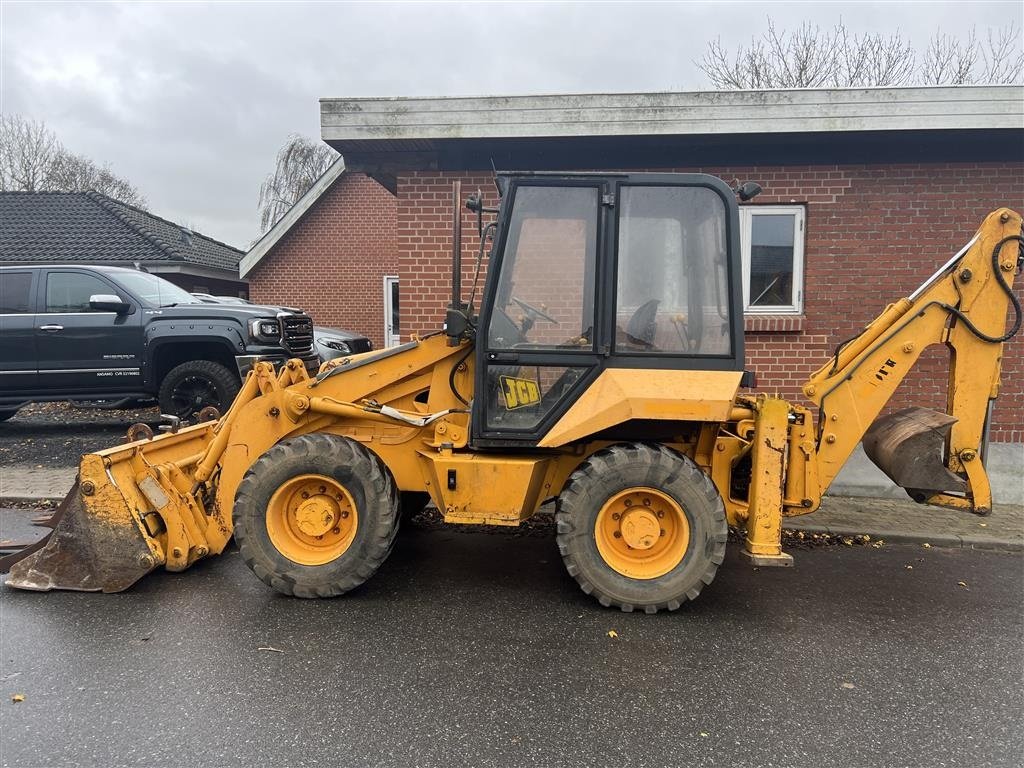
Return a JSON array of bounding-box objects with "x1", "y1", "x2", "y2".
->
[
  {"x1": 158, "y1": 360, "x2": 239, "y2": 421},
  {"x1": 555, "y1": 443, "x2": 727, "y2": 613},
  {"x1": 234, "y1": 434, "x2": 400, "y2": 598}
]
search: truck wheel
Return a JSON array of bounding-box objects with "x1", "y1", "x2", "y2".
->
[
  {"x1": 234, "y1": 434, "x2": 400, "y2": 598},
  {"x1": 158, "y1": 360, "x2": 239, "y2": 420},
  {"x1": 555, "y1": 443, "x2": 727, "y2": 613}
]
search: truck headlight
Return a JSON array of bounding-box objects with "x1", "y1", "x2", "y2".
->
[
  {"x1": 318, "y1": 337, "x2": 350, "y2": 354},
  {"x1": 249, "y1": 318, "x2": 280, "y2": 342}
]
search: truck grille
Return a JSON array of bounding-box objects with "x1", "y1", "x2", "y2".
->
[{"x1": 281, "y1": 315, "x2": 314, "y2": 356}]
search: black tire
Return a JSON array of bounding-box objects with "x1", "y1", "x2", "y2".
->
[
  {"x1": 555, "y1": 443, "x2": 727, "y2": 613},
  {"x1": 157, "y1": 360, "x2": 240, "y2": 420},
  {"x1": 234, "y1": 434, "x2": 400, "y2": 598},
  {"x1": 0, "y1": 408, "x2": 19, "y2": 423}
]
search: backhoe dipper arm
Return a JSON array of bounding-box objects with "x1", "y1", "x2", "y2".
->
[{"x1": 800, "y1": 208, "x2": 1022, "y2": 513}]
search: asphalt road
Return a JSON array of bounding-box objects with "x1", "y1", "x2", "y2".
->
[{"x1": 1, "y1": 527, "x2": 1021, "y2": 768}]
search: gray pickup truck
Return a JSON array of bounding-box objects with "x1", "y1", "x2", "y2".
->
[{"x1": 0, "y1": 264, "x2": 321, "y2": 421}]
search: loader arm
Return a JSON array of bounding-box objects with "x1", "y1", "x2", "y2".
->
[{"x1": 801, "y1": 208, "x2": 1022, "y2": 514}]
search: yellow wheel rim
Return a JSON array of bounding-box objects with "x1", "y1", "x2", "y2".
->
[
  {"x1": 266, "y1": 474, "x2": 358, "y2": 566},
  {"x1": 594, "y1": 487, "x2": 689, "y2": 580}
]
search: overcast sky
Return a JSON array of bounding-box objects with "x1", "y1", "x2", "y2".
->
[{"x1": 2, "y1": 1, "x2": 1020, "y2": 249}]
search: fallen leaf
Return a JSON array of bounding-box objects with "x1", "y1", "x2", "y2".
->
[
  {"x1": 607, "y1": 630, "x2": 618, "y2": 639},
  {"x1": 842, "y1": 537, "x2": 853, "y2": 546},
  {"x1": 699, "y1": 732, "x2": 709, "y2": 738},
  {"x1": 978, "y1": 523, "x2": 987, "y2": 528},
  {"x1": 257, "y1": 646, "x2": 284, "y2": 653},
  {"x1": 922, "y1": 543, "x2": 932, "y2": 549},
  {"x1": 958, "y1": 581, "x2": 968, "y2": 588},
  {"x1": 905, "y1": 565, "x2": 913, "y2": 570},
  {"x1": 11, "y1": 694, "x2": 24, "y2": 703},
  {"x1": 840, "y1": 682, "x2": 855, "y2": 689}
]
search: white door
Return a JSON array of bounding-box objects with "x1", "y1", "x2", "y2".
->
[{"x1": 383, "y1": 276, "x2": 400, "y2": 347}]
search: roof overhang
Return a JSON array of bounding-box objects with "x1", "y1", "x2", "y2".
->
[
  {"x1": 320, "y1": 85, "x2": 1024, "y2": 172},
  {"x1": 240, "y1": 157, "x2": 346, "y2": 278}
]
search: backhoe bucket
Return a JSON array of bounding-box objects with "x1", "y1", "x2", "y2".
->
[
  {"x1": 3, "y1": 480, "x2": 156, "y2": 592},
  {"x1": 862, "y1": 406, "x2": 966, "y2": 501},
  {"x1": 2, "y1": 421, "x2": 221, "y2": 593}
]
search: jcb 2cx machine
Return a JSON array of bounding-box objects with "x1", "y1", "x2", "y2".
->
[{"x1": 4, "y1": 173, "x2": 1021, "y2": 613}]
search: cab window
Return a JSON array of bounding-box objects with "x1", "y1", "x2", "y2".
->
[
  {"x1": 487, "y1": 186, "x2": 599, "y2": 351},
  {"x1": 0, "y1": 272, "x2": 33, "y2": 313},
  {"x1": 45, "y1": 272, "x2": 116, "y2": 313},
  {"x1": 615, "y1": 186, "x2": 731, "y2": 356}
]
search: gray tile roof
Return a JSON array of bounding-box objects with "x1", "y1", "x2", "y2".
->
[{"x1": 0, "y1": 191, "x2": 243, "y2": 273}]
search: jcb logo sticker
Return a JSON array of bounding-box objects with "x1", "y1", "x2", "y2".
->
[{"x1": 500, "y1": 375, "x2": 540, "y2": 409}]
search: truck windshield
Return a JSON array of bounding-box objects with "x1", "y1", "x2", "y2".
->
[{"x1": 108, "y1": 272, "x2": 201, "y2": 307}]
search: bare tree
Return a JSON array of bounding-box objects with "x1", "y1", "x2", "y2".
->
[
  {"x1": 48, "y1": 150, "x2": 146, "y2": 208},
  {"x1": 700, "y1": 20, "x2": 916, "y2": 89},
  {"x1": 980, "y1": 22, "x2": 1024, "y2": 84},
  {"x1": 258, "y1": 134, "x2": 339, "y2": 233},
  {"x1": 0, "y1": 114, "x2": 60, "y2": 192},
  {"x1": 701, "y1": 19, "x2": 1023, "y2": 89},
  {"x1": 0, "y1": 114, "x2": 145, "y2": 206}
]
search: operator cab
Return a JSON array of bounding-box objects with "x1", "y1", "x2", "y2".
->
[{"x1": 472, "y1": 173, "x2": 745, "y2": 447}]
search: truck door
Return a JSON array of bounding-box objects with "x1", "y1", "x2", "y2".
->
[
  {"x1": 0, "y1": 269, "x2": 38, "y2": 394},
  {"x1": 473, "y1": 181, "x2": 605, "y2": 445},
  {"x1": 35, "y1": 269, "x2": 144, "y2": 393}
]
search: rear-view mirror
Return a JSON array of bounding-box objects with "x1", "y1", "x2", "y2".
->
[{"x1": 89, "y1": 294, "x2": 131, "y2": 314}]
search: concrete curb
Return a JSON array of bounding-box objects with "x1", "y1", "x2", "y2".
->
[
  {"x1": 784, "y1": 519, "x2": 1023, "y2": 552},
  {"x1": 1, "y1": 495, "x2": 65, "y2": 504}
]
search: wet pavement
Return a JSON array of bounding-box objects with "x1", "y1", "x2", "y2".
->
[{"x1": 1, "y1": 527, "x2": 1022, "y2": 768}]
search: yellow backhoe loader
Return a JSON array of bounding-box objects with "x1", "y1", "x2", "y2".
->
[{"x1": 3, "y1": 173, "x2": 1021, "y2": 613}]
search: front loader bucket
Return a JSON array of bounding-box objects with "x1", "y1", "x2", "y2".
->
[
  {"x1": 3, "y1": 480, "x2": 156, "y2": 592},
  {"x1": 862, "y1": 406, "x2": 966, "y2": 501},
  {"x1": 2, "y1": 420, "x2": 224, "y2": 593}
]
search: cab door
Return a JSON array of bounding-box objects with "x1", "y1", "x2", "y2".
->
[
  {"x1": 0, "y1": 269, "x2": 38, "y2": 394},
  {"x1": 35, "y1": 269, "x2": 143, "y2": 393},
  {"x1": 473, "y1": 180, "x2": 606, "y2": 446}
]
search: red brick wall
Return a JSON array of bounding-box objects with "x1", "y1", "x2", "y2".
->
[
  {"x1": 397, "y1": 165, "x2": 1024, "y2": 441},
  {"x1": 248, "y1": 173, "x2": 397, "y2": 349}
]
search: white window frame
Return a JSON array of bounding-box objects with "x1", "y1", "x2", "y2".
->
[
  {"x1": 739, "y1": 205, "x2": 805, "y2": 315},
  {"x1": 383, "y1": 275, "x2": 400, "y2": 347}
]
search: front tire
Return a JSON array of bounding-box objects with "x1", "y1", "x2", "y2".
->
[
  {"x1": 234, "y1": 434, "x2": 400, "y2": 598},
  {"x1": 555, "y1": 443, "x2": 727, "y2": 613},
  {"x1": 158, "y1": 360, "x2": 239, "y2": 421}
]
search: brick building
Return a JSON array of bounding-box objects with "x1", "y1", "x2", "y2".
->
[
  {"x1": 240, "y1": 159, "x2": 398, "y2": 349},
  {"x1": 253, "y1": 86, "x2": 1023, "y2": 497},
  {"x1": 319, "y1": 86, "x2": 1022, "y2": 449}
]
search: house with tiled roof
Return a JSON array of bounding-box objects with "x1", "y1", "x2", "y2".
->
[{"x1": 0, "y1": 191, "x2": 247, "y2": 296}]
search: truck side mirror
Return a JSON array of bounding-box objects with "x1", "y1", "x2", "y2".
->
[{"x1": 89, "y1": 294, "x2": 131, "y2": 314}]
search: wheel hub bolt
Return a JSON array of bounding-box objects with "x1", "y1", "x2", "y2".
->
[
  {"x1": 624, "y1": 499, "x2": 632, "y2": 507},
  {"x1": 332, "y1": 527, "x2": 340, "y2": 534},
  {"x1": 656, "y1": 510, "x2": 664, "y2": 518},
  {"x1": 319, "y1": 486, "x2": 326, "y2": 493},
  {"x1": 612, "y1": 512, "x2": 621, "y2": 520},
  {"x1": 613, "y1": 531, "x2": 621, "y2": 538},
  {"x1": 301, "y1": 491, "x2": 309, "y2": 499},
  {"x1": 341, "y1": 510, "x2": 349, "y2": 519},
  {"x1": 643, "y1": 498, "x2": 651, "y2": 506}
]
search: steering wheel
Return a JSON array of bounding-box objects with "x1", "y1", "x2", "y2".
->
[{"x1": 511, "y1": 296, "x2": 558, "y2": 325}]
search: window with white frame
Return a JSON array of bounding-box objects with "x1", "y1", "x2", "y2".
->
[{"x1": 740, "y1": 205, "x2": 805, "y2": 314}]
